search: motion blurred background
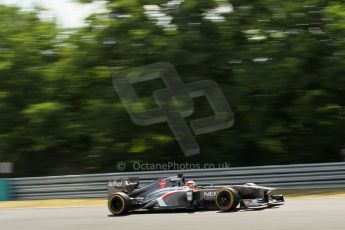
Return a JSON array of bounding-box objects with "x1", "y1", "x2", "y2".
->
[{"x1": 0, "y1": 0, "x2": 344, "y2": 177}]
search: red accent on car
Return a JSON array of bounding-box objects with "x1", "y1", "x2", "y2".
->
[
  {"x1": 162, "y1": 191, "x2": 179, "y2": 200},
  {"x1": 159, "y1": 179, "x2": 167, "y2": 188}
]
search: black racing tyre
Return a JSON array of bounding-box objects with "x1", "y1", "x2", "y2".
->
[
  {"x1": 215, "y1": 188, "x2": 240, "y2": 211},
  {"x1": 108, "y1": 192, "x2": 131, "y2": 215}
]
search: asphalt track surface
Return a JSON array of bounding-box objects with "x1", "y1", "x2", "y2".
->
[{"x1": 1, "y1": 198, "x2": 344, "y2": 230}]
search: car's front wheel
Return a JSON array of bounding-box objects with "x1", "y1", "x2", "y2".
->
[{"x1": 215, "y1": 188, "x2": 240, "y2": 211}]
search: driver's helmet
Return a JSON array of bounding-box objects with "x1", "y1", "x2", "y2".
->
[{"x1": 184, "y1": 180, "x2": 197, "y2": 189}]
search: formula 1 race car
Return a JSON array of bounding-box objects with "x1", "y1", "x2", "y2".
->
[{"x1": 107, "y1": 173, "x2": 284, "y2": 215}]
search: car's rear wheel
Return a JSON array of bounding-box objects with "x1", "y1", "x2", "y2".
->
[
  {"x1": 215, "y1": 188, "x2": 240, "y2": 211},
  {"x1": 108, "y1": 192, "x2": 131, "y2": 215}
]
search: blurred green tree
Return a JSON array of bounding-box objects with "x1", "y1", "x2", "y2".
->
[
  {"x1": 0, "y1": 0, "x2": 344, "y2": 176},
  {"x1": 0, "y1": 5, "x2": 63, "y2": 176}
]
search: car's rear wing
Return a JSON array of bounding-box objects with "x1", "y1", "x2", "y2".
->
[{"x1": 107, "y1": 177, "x2": 139, "y2": 196}]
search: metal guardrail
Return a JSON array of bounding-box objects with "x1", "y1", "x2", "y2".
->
[{"x1": 9, "y1": 162, "x2": 345, "y2": 200}]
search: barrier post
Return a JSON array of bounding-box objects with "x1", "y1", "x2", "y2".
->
[{"x1": 0, "y1": 179, "x2": 11, "y2": 201}]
